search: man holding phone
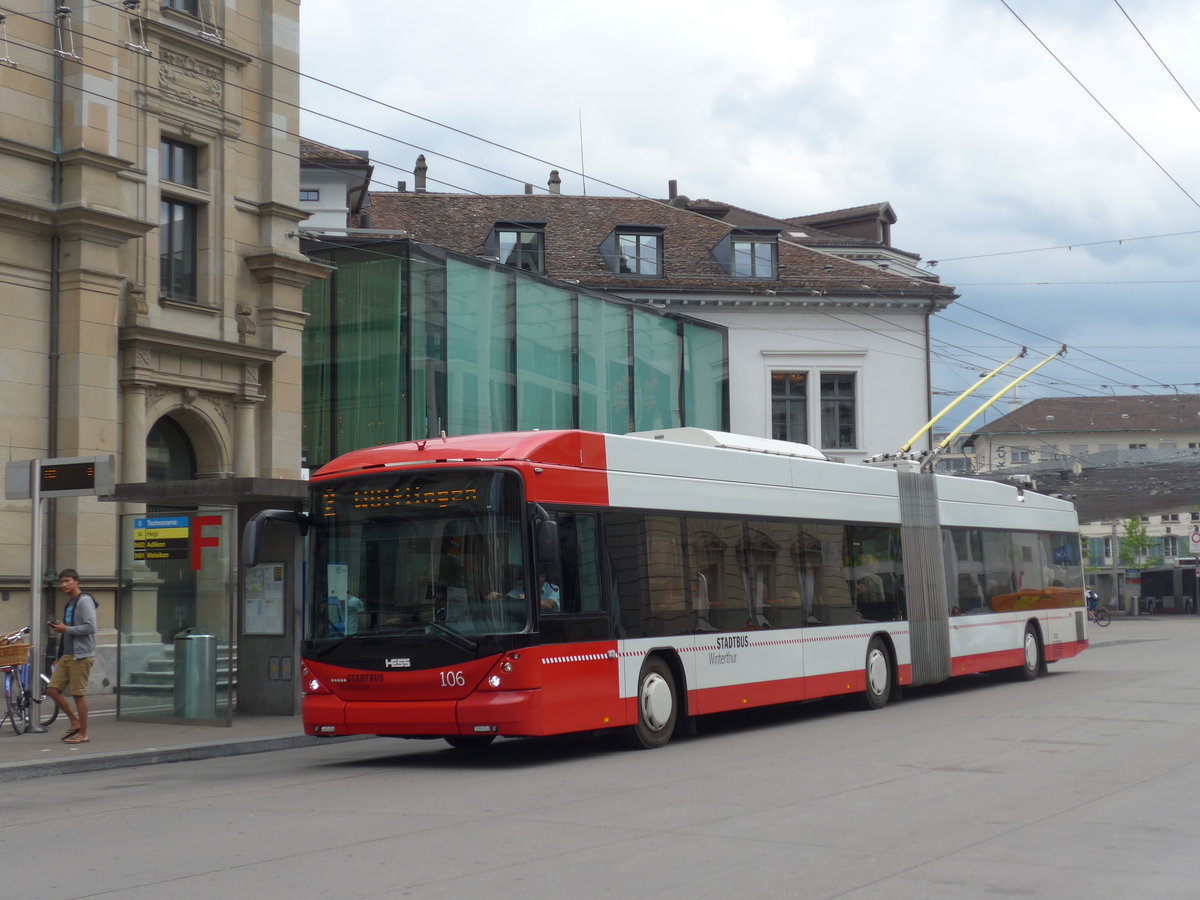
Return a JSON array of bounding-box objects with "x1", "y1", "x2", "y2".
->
[{"x1": 47, "y1": 568, "x2": 97, "y2": 744}]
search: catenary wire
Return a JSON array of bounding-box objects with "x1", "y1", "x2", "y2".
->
[
  {"x1": 999, "y1": 0, "x2": 1200, "y2": 212},
  {"x1": 10, "y1": 2, "x2": 1189, "y2": 407}
]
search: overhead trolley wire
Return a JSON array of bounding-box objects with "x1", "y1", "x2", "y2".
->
[
  {"x1": 7, "y1": 1, "x2": 1176, "y2": 408},
  {"x1": 999, "y1": 0, "x2": 1200, "y2": 213}
]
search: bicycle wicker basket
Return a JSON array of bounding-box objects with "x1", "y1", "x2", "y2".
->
[{"x1": 0, "y1": 642, "x2": 30, "y2": 667}]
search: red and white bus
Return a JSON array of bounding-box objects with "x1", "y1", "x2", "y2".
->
[{"x1": 246, "y1": 428, "x2": 1088, "y2": 749}]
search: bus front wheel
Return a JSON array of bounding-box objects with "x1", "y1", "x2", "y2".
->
[
  {"x1": 630, "y1": 656, "x2": 678, "y2": 749},
  {"x1": 445, "y1": 735, "x2": 496, "y2": 751}
]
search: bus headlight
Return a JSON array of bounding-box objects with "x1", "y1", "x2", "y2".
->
[{"x1": 488, "y1": 675, "x2": 502, "y2": 688}]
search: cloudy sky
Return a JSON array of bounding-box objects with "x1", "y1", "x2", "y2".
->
[{"x1": 298, "y1": 0, "x2": 1200, "y2": 421}]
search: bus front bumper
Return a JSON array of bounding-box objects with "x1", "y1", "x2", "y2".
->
[{"x1": 303, "y1": 689, "x2": 544, "y2": 738}]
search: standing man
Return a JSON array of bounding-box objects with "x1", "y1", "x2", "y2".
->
[{"x1": 47, "y1": 568, "x2": 96, "y2": 744}]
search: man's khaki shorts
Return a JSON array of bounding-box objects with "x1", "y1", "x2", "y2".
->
[{"x1": 48, "y1": 655, "x2": 94, "y2": 697}]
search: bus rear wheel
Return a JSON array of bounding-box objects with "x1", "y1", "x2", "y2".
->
[
  {"x1": 862, "y1": 637, "x2": 892, "y2": 710},
  {"x1": 1018, "y1": 624, "x2": 1043, "y2": 681},
  {"x1": 630, "y1": 656, "x2": 678, "y2": 749}
]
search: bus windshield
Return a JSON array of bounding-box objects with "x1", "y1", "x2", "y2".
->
[{"x1": 306, "y1": 468, "x2": 529, "y2": 640}]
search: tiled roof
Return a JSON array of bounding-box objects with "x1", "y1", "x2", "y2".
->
[
  {"x1": 788, "y1": 202, "x2": 896, "y2": 226},
  {"x1": 299, "y1": 139, "x2": 370, "y2": 166},
  {"x1": 973, "y1": 394, "x2": 1200, "y2": 435},
  {"x1": 681, "y1": 199, "x2": 870, "y2": 247},
  {"x1": 358, "y1": 192, "x2": 955, "y2": 299}
]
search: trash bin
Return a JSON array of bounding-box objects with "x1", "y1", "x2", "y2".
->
[{"x1": 174, "y1": 628, "x2": 217, "y2": 718}]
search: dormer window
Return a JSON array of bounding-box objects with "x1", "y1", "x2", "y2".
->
[
  {"x1": 600, "y1": 225, "x2": 664, "y2": 276},
  {"x1": 487, "y1": 222, "x2": 545, "y2": 273},
  {"x1": 713, "y1": 228, "x2": 779, "y2": 279}
]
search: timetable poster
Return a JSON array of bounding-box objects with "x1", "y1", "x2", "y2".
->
[{"x1": 133, "y1": 516, "x2": 190, "y2": 561}]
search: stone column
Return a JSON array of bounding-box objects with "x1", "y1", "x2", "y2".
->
[
  {"x1": 233, "y1": 398, "x2": 258, "y2": 477},
  {"x1": 121, "y1": 380, "x2": 151, "y2": 485}
]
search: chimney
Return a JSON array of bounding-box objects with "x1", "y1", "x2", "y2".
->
[
  {"x1": 414, "y1": 154, "x2": 427, "y2": 193},
  {"x1": 397, "y1": 180, "x2": 407, "y2": 192},
  {"x1": 548, "y1": 170, "x2": 561, "y2": 194},
  {"x1": 668, "y1": 180, "x2": 678, "y2": 200},
  {"x1": 524, "y1": 183, "x2": 533, "y2": 195}
]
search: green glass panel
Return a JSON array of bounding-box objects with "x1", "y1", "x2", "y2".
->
[
  {"x1": 516, "y1": 279, "x2": 575, "y2": 430},
  {"x1": 683, "y1": 321, "x2": 727, "y2": 429},
  {"x1": 578, "y1": 296, "x2": 632, "y2": 433},
  {"x1": 407, "y1": 246, "x2": 443, "y2": 439},
  {"x1": 446, "y1": 258, "x2": 514, "y2": 435},
  {"x1": 633, "y1": 313, "x2": 680, "y2": 431},
  {"x1": 302, "y1": 276, "x2": 333, "y2": 465},
  {"x1": 334, "y1": 257, "x2": 406, "y2": 453}
]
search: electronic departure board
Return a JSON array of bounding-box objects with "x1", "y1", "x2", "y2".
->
[{"x1": 3, "y1": 455, "x2": 116, "y2": 500}]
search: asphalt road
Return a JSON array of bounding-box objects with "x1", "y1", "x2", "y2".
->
[{"x1": 6, "y1": 617, "x2": 1197, "y2": 899}]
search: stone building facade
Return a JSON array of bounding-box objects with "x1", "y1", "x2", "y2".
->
[{"x1": 0, "y1": 1, "x2": 323, "y2": 695}]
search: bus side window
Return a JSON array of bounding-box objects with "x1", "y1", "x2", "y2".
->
[{"x1": 543, "y1": 511, "x2": 603, "y2": 616}]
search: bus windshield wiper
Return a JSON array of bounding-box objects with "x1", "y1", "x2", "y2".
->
[{"x1": 428, "y1": 620, "x2": 477, "y2": 653}]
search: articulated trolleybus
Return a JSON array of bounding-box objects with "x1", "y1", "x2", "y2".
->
[{"x1": 246, "y1": 428, "x2": 1088, "y2": 750}]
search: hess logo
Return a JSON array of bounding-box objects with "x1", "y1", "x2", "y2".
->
[{"x1": 384, "y1": 658, "x2": 411, "y2": 668}]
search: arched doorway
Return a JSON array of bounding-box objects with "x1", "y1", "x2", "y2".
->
[
  {"x1": 119, "y1": 412, "x2": 236, "y2": 723},
  {"x1": 146, "y1": 416, "x2": 196, "y2": 483}
]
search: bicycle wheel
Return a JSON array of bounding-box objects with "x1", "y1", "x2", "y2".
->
[
  {"x1": 1094, "y1": 608, "x2": 1111, "y2": 627},
  {"x1": 37, "y1": 670, "x2": 59, "y2": 728},
  {"x1": 5, "y1": 670, "x2": 27, "y2": 735}
]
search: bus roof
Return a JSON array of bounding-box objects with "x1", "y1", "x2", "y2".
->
[
  {"x1": 312, "y1": 429, "x2": 828, "y2": 482},
  {"x1": 311, "y1": 431, "x2": 608, "y2": 481},
  {"x1": 624, "y1": 428, "x2": 827, "y2": 460}
]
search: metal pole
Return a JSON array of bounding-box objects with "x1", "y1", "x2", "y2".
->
[
  {"x1": 27, "y1": 460, "x2": 47, "y2": 732},
  {"x1": 1110, "y1": 520, "x2": 1122, "y2": 616}
]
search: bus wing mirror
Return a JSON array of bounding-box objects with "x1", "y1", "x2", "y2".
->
[
  {"x1": 531, "y1": 504, "x2": 559, "y2": 564},
  {"x1": 536, "y1": 519, "x2": 559, "y2": 563},
  {"x1": 243, "y1": 509, "x2": 308, "y2": 568}
]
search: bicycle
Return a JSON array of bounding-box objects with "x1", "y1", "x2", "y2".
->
[
  {"x1": 1087, "y1": 606, "x2": 1111, "y2": 627},
  {"x1": 1, "y1": 626, "x2": 60, "y2": 734}
]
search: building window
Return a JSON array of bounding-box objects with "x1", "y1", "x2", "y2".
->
[
  {"x1": 820, "y1": 373, "x2": 856, "y2": 449},
  {"x1": 1129, "y1": 443, "x2": 1147, "y2": 450},
  {"x1": 160, "y1": 199, "x2": 197, "y2": 301},
  {"x1": 494, "y1": 226, "x2": 545, "y2": 273},
  {"x1": 300, "y1": 189, "x2": 320, "y2": 202},
  {"x1": 159, "y1": 138, "x2": 202, "y2": 303},
  {"x1": 1103, "y1": 536, "x2": 1113, "y2": 561},
  {"x1": 1010, "y1": 448, "x2": 1031, "y2": 463},
  {"x1": 163, "y1": 0, "x2": 199, "y2": 15},
  {"x1": 617, "y1": 232, "x2": 662, "y2": 275},
  {"x1": 770, "y1": 372, "x2": 807, "y2": 443},
  {"x1": 1164, "y1": 535, "x2": 1179, "y2": 557},
  {"x1": 731, "y1": 238, "x2": 776, "y2": 278},
  {"x1": 161, "y1": 138, "x2": 197, "y2": 187}
]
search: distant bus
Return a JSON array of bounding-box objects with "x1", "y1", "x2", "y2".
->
[
  {"x1": 1140, "y1": 565, "x2": 1198, "y2": 614},
  {"x1": 246, "y1": 429, "x2": 1089, "y2": 749}
]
